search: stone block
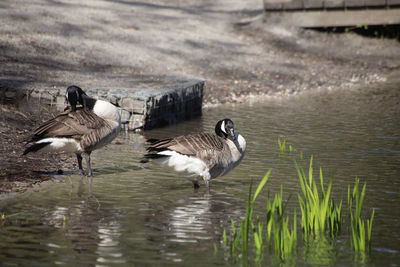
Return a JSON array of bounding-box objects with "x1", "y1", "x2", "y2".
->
[
  {"x1": 56, "y1": 95, "x2": 66, "y2": 111},
  {"x1": 120, "y1": 97, "x2": 145, "y2": 114},
  {"x1": 129, "y1": 114, "x2": 144, "y2": 130},
  {"x1": 108, "y1": 94, "x2": 120, "y2": 106},
  {"x1": 25, "y1": 75, "x2": 205, "y2": 131},
  {"x1": 120, "y1": 109, "x2": 131, "y2": 124}
]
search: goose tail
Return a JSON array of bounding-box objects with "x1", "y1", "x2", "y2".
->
[{"x1": 140, "y1": 150, "x2": 170, "y2": 163}]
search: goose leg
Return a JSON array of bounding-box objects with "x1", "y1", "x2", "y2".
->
[
  {"x1": 88, "y1": 177, "x2": 93, "y2": 198},
  {"x1": 193, "y1": 181, "x2": 200, "y2": 189},
  {"x1": 203, "y1": 173, "x2": 211, "y2": 188},
  {"x1": 85, "y1": 153, "x2": 93, "y2": 177},
  {"x1": 76, "y1": 154, "x2": 85, "y2": 175}
]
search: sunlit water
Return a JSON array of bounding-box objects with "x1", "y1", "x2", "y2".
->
[{"x1": 1, "y1": 78, "x2": 400, "y2": 266}]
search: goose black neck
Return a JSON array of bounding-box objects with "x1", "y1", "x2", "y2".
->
[{"x1": 81, "y1": 94, "x2": 96, "y2": 110}]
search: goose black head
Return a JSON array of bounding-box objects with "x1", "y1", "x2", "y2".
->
[
  {"x1": 65, "y1": 85, "x2": 88, "y2": 111},
  {"x1": 215, "y1": 118, "x2": 235, "y2": 141}
]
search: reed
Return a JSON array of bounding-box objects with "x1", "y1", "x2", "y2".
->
[
  {"x1": 278, "y1": 137, "x2": 287, "y2": 153},
  {"x1": 347, "y1": 178, "x2": 375, "y2": 252},
  {"x1": 229, "y1": 219, "x2": 241, "y2": 256},
  {"x1": 223, "y1": 170, "x2": 271, "y2": 259},
  {"x1": 219, "y1": 145, "x2": 375, "y2": 265},
  {"x1": 222, "y1": 170, "x2": 299, "y2": 262},
  {"x1": 296, "y1": 156, "x2": 342, "y2": 239},
  {"x1": 278, "y1": 138, "x2": 295, "y2": 155},
  {"x1": 270, "y1": 186, "x2": 297, "y2": 260}
]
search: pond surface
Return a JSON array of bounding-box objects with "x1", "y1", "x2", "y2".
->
[{"x1": 1, "y1": 78, "x2": 400, "y2": 266}]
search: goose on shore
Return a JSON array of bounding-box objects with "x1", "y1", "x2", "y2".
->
[
  {"x1": 23, "y1": 85, "x2": 121, "y2": 176},
  {"x1": 144, "y1": 118, "x2": 246, "y2": 188}
]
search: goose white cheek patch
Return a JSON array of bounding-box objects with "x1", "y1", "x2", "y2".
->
[{"x1": 220, "y1": 120, "x2": 226, "y2": 134}]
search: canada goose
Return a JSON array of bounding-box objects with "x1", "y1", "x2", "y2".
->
[
  {"x1": 144, "y1": 118, "x2": 246, "y2": 188},
  {"x1": 23, "y1": 85, "x2": 121, "y2": 176}
]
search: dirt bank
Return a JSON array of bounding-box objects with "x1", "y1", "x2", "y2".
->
[
  {"x1": 1, "y1": 0, "x2": 399, "y2": 104},
  {"x1": 1, "y1": 0, "x2": 400, "y2": 195},
  {"x1": 0, "y1": 101, "x2": 76, "y2": 195}
]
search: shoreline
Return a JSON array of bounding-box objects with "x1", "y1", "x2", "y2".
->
[
  {"x1": 1, "y1": 0, "x2": 400, "y2": 199},
  {"x1": 0, "y1": 72, "x2": 399, "y2": 200}
]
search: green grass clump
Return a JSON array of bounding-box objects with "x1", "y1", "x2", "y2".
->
[
  {"x1": 296, "y1": 156, "x2": 342, "y2": 239},
  {"x1": 278, "y1": 137, "x2": 287, "y2": 153},
  {"x1": 223, "y1": 170, "x2": 298, "y2": 262},
  {"x1": 348, "y1": 178, "x2": 375, "y2": 253},
  {"x1": 278, "y1": 138, "x2": 294, "y2": 154},
  {"x1": 270, "y1": 187, "x2": 297, "y2": 260},
  {"x1": 224, "y1": 170, "x2": 272, "y2": 260},
  {"x1": 219, "y1": 142, "x2": 375, "y2": 265}
]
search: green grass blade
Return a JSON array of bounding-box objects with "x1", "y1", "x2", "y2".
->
[
  {"x1": 242, "y1": 180, "x2": 253, "y2": 255},
  {"x1": 367, "y1": 209, "x2": 375, "y2": 252},
  {"x1": 359, "y1": 218, "x2": 365, "y2": 252},
  {"x1": 253, "y1": 169, "x2": 271, "y2": 203},
  {"x1": 357, "y1": 183, "x2": 366, "y2": 221},
  {"x1": 4, "y1": 211, "x2": 26, "y2": 218},
  {"x1": 223, "y1": 229, "x2": 227, "y2": 249},
  {"x1": 319, "y1": 167, "x2": 325, "y2": 196},
  {"x1": 214, "y1": 243, "x2": 218, "y2": 255},
  {"x1": 308, "y1": 156, "x2": 313, "y2": 186}
]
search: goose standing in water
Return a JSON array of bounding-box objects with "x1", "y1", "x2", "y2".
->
[
  {"x1": 144, "y1": 118, "x2": 246, "y2": 188},
  {"x1": 23, "y1": 85, "x2": 121, "y2": 177}
]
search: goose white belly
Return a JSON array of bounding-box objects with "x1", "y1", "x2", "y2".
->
[
  {"x1": 37, "y1": 138, "x2": 83, "y2": 153},
  {"x1": 154, "y1": 133, "x2": 246, "y2": 182},
  {"x1": 157, "y1": 150, "x2": 210, "y2": 182}
]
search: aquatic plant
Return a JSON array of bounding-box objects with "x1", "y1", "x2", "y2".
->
[
  {"x1": 348, "y1": 178, "x2": 375, "y2": 253},
  {"x1": 278, "y1": 138, "x2": 295, "y2": 157},
  {"x1": 1, "y1": 211, "x2": 26, "y2": 221},
  {"x1": 218, "y1": 144, "x2": 375, "y2": 265},
  {"x1": 222, "y1": 170, "x2": 298, "y2": 262},
  {"x1": 270, "y1": 186, "x2": 297, "y2": 260},
  {"x1": 278, "y1": 137, "x2": 286, "y2": 153},
  {"x1": 296, "y1": 156, "x2": 342, "y2": 239},
  {"x1": 223, "y1": 170, "x2": 272, "y2": 259}
]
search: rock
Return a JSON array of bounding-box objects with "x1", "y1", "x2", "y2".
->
[
  {"x1": 120, "y1": 98, "x2": 145, "y2": 114},
  {"x1": 120, "y1": 109, "x2": 131, "y2": 124},
  {"x1": 129, "y1": 114, "x2": 144, "y2": 130},
  {"x1": 5, "y1": 91, "x2": 16, "y2": 99}
]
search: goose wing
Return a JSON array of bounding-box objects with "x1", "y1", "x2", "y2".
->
[
  {"x1": 148, "y1": 133, "x2": 225, "y2": 156},
  {"x1": 29, "y1": 108, "x2": 107, "y2": 142}
]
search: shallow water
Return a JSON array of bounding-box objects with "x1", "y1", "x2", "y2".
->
[{"x1": 1, "y1": 79, "x2": 400, "y2": 266}]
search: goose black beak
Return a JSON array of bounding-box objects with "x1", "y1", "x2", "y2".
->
[
  {"x1": 232, "y1": 132, "x2": 243, "y2": 153},
  {"x1": 228, "y1": 129, "x2": 235, "y2": 140}
]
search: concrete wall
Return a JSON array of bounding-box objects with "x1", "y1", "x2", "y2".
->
[{"x1": 25, "y1": 76, "x2": 205, "y2": 131}]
